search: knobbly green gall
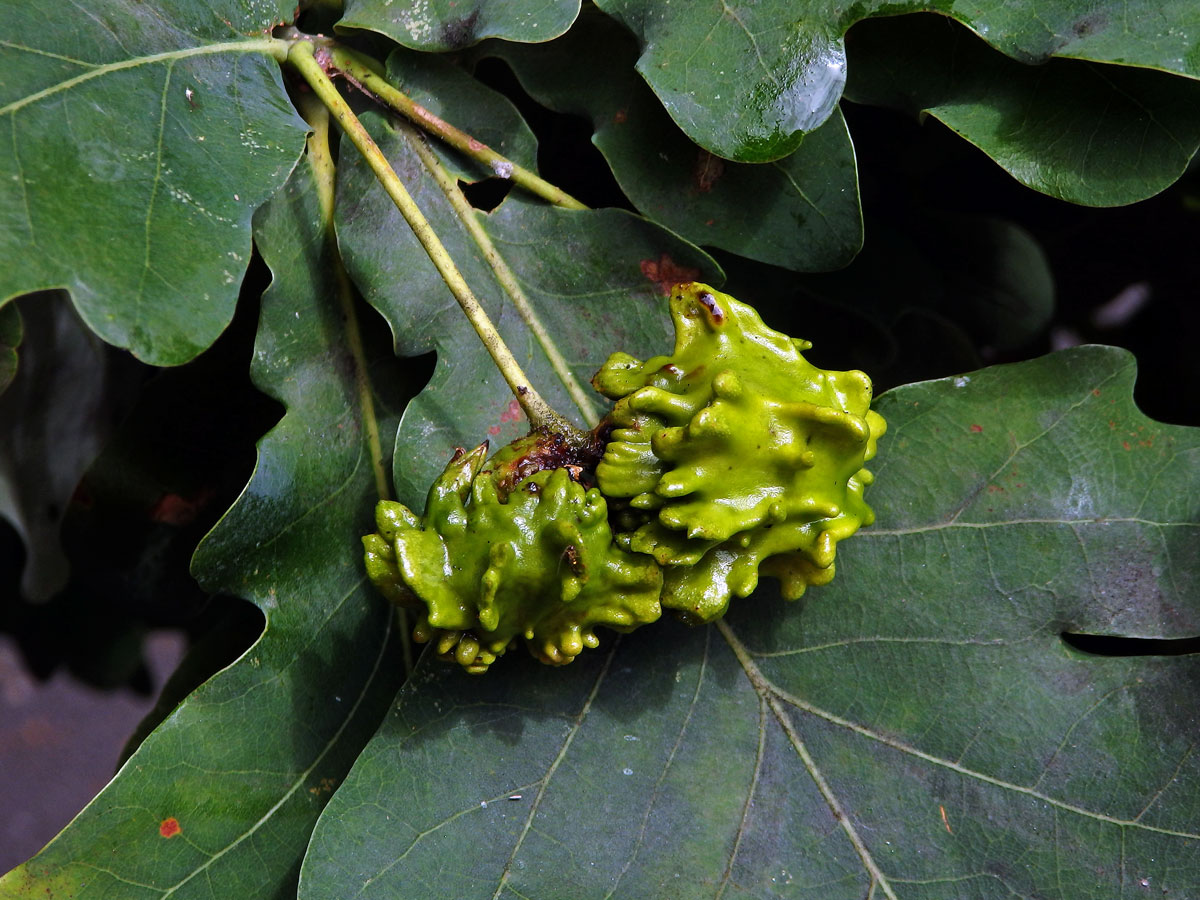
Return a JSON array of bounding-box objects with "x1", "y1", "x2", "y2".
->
[
  {"x1": 363, "y1": 433, "x2": 662, "y2": 674},
  {"x1": 593, "y1": 282, "x2": 886, "y2": 623}
]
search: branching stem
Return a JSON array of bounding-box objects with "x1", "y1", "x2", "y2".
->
[
  {"x1": 324, "y1": 43, "x2": 587, "y2": 211},
  {"x1": 298, "y1": 91, "x2": 391, "y2": 502},
  {"x1": 400, "y1": 122, "x2": 601, "y2": 427},
  {"x1": 286, "y1": 39, "x2": 577, "y2": 437},
  {"x1": 297, "y1": 89, "x2": 413, "y2": 675}
]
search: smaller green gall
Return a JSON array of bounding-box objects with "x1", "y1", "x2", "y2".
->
[
  {"x1": 593, "y1": 282, "x2": 885, "y2": 622},
  {"x1": 363, "y1": 434, "x2": 662, "y2": 673}
]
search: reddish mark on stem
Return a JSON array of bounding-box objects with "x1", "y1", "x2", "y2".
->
[
  {"x1": 639, "y1": 254, "x2": 701, "y2": 296},
  {"x1": 969, "y1": 424, "x2": 983, "y2": 433},
  {"x1": 159, "y1": 818, "x2": 182, "y2": 838}
]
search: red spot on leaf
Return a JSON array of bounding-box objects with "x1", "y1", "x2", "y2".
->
[
  {"x1": 500, "y1": 398, "x2": 522, "y2": 424},
  {"x1": 159, "y1": 818, "x2": 181, "y2": 838},
  {"x1": 1092, "y1": 389, "x2": 1101, "y2": 396},
  {"x1": 1122, "y1": 441, "x2": 1132, "y2": 451},
  {"x1": 488, "y1": 425, "x2": 501, "y2": 436},
  {"x1": 613, "y1": 109, "x2": 628, "y2": 124},
  {"x1": 693, "y1": 150, "x2": 725, "y2": 193},
  {"x1": 705, "y1": 218, "x2": 715, "y2": 226},
  {"x1": 639, "y1": 254, "x2": 701, "y2": 296},
  {"x1": 969, "y1": 424, "x2": 983, "y2": 433}
]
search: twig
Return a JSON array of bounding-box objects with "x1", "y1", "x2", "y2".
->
[
  {"x1": 400, "y1": 122, "x2": 601, "y2": 427},
  {"x1": 287, "y1": 39, "x2": 576, "y2": 437},
  {"x1": 324, "y1": 43, "x2": 587, "y2": 211}
]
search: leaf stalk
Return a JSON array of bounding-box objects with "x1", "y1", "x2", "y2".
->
[
  {"x1": 399, "y1": 122, "x2": 601, "y2": 427},
  {"x1": 324, "y1": 44, "x2": 587, "y2": 211},
  {"x1": 286, "y1": 39, "x2": 578, "y2": 438}
]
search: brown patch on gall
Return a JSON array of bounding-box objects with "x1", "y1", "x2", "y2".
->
[{"x1": 159, "y1": 818, "x2": 181, "y2": 838}]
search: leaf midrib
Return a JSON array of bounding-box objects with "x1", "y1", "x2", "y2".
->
[
  {"x1": 718, "y1": 620, "x2": 1200, "y2": 844},
  {"x1": 0, "y1": 38, "x2": 285, "y2": 118}
]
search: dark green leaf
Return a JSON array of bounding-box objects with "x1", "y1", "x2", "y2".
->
[
  {"x1": 299, "y1": 346, "x2": 1200, "y2": 898},
  {"x1": 335, "y1": 110, "x2": 720, "y2": 508},
  {"x1": 845, "y1": 15, "x2": 1200, "y2": 206},
  {"x1": 0, "y1": 142, "x2": 404, "y2": 899},
  {"x1": 593, "y1": 0, "x2": 1200, "y2": 169},
  {"x1": 593, "y1": 0, "x2": 847, "y2": 163},
  {"x1": 798, "y1": 212, "x2": 1055, "y2": 354},
  {"x1": 338, "y1": 0, "x2": 580, "y2": 50},
  {"x1": 487, "y1": 12, "x2": 863, "y2": 272},
  {"x1": 0, "y1": 0, "x2": 307, "y2": 365},
  {"x1": 385, "y1": 48, "x2": 539, "y2": 181}
]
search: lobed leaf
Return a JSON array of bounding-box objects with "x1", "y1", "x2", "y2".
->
[
  {"x1": 0, "y1": 294, "x2": 114, "y2": 601},
  {"x1": 0, "y1": 134, "x2": 405, "y2": 900},
  {"x1": 338, "y1": 0, "x2": 580, "y2": 50},
  {"x1": 486, "y1": 12, "x2": 863, "y2": 272},
  {"x1": 299, "y1": 346, "x2": 1200, "y2": 898},
  {"x1": 845, "y1": 15, "x2": 1200, "y2": 206},
  {"x1": 592, "y1": 0, "x2": 1200, "y2": 173},
  {"x1": 0, "y1": 0, "x2": 307, "y2": 364}
]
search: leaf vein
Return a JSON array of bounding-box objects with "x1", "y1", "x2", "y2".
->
[
  {"x1": 0, "y1": 39, "x2": 284, "y2": 119},
  {"x1": 490, "y1": 643, "x2": 618, "y2": 900}
]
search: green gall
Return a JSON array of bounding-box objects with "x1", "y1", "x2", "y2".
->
[
  {"x1": 594, "y1": 282, "x2": 885, "y2": 623},
  {"x1": 363, "y1": 434, "x2": 662, "y2": 674}
]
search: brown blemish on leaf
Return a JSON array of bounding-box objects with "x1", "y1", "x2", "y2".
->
[
  {"x1": 969, "y1": 424, "x2": 983, "y2": 433},
  {"x1": 500, "y1": 398, "x2": 522, "y2": 424},
  {"x1": 693, "y1": 150, "x2": 725, "y2": 193},
  {"x1": 613, "y1": 109, "x2": 628, "y2": 124},
  {"x1": 639, "y1": 254, "x2": 701, "y2": 295},
  {"x1": 309, "y1": 777, "x2": 337, "y2": 796},
  {"x1": 159, "y1": 817, "x2": 181, "y2": 838}
]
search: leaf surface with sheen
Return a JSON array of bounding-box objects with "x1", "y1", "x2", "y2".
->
[
  {"x1": 299, "y1": 346, "x2": 1200, "y2": 899},
  {"x1": 845, "y1": 15, "x2": 1200, "y2": 205},
  {"x1": 0, "y1": 135, "x2": 404, "y2": 900},
  {"x1": 593, "y1": 0, "x2": 1200, "y2": 174},
  {"x1": 0, "y1": 0, "x2": 306, "y2": 364},
  {"x1": 338, "y1": 0, "x2": 580, "y2": 50},
  {"x1": 486, "y1": 13, "x2": 863, "y2": 272}
]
